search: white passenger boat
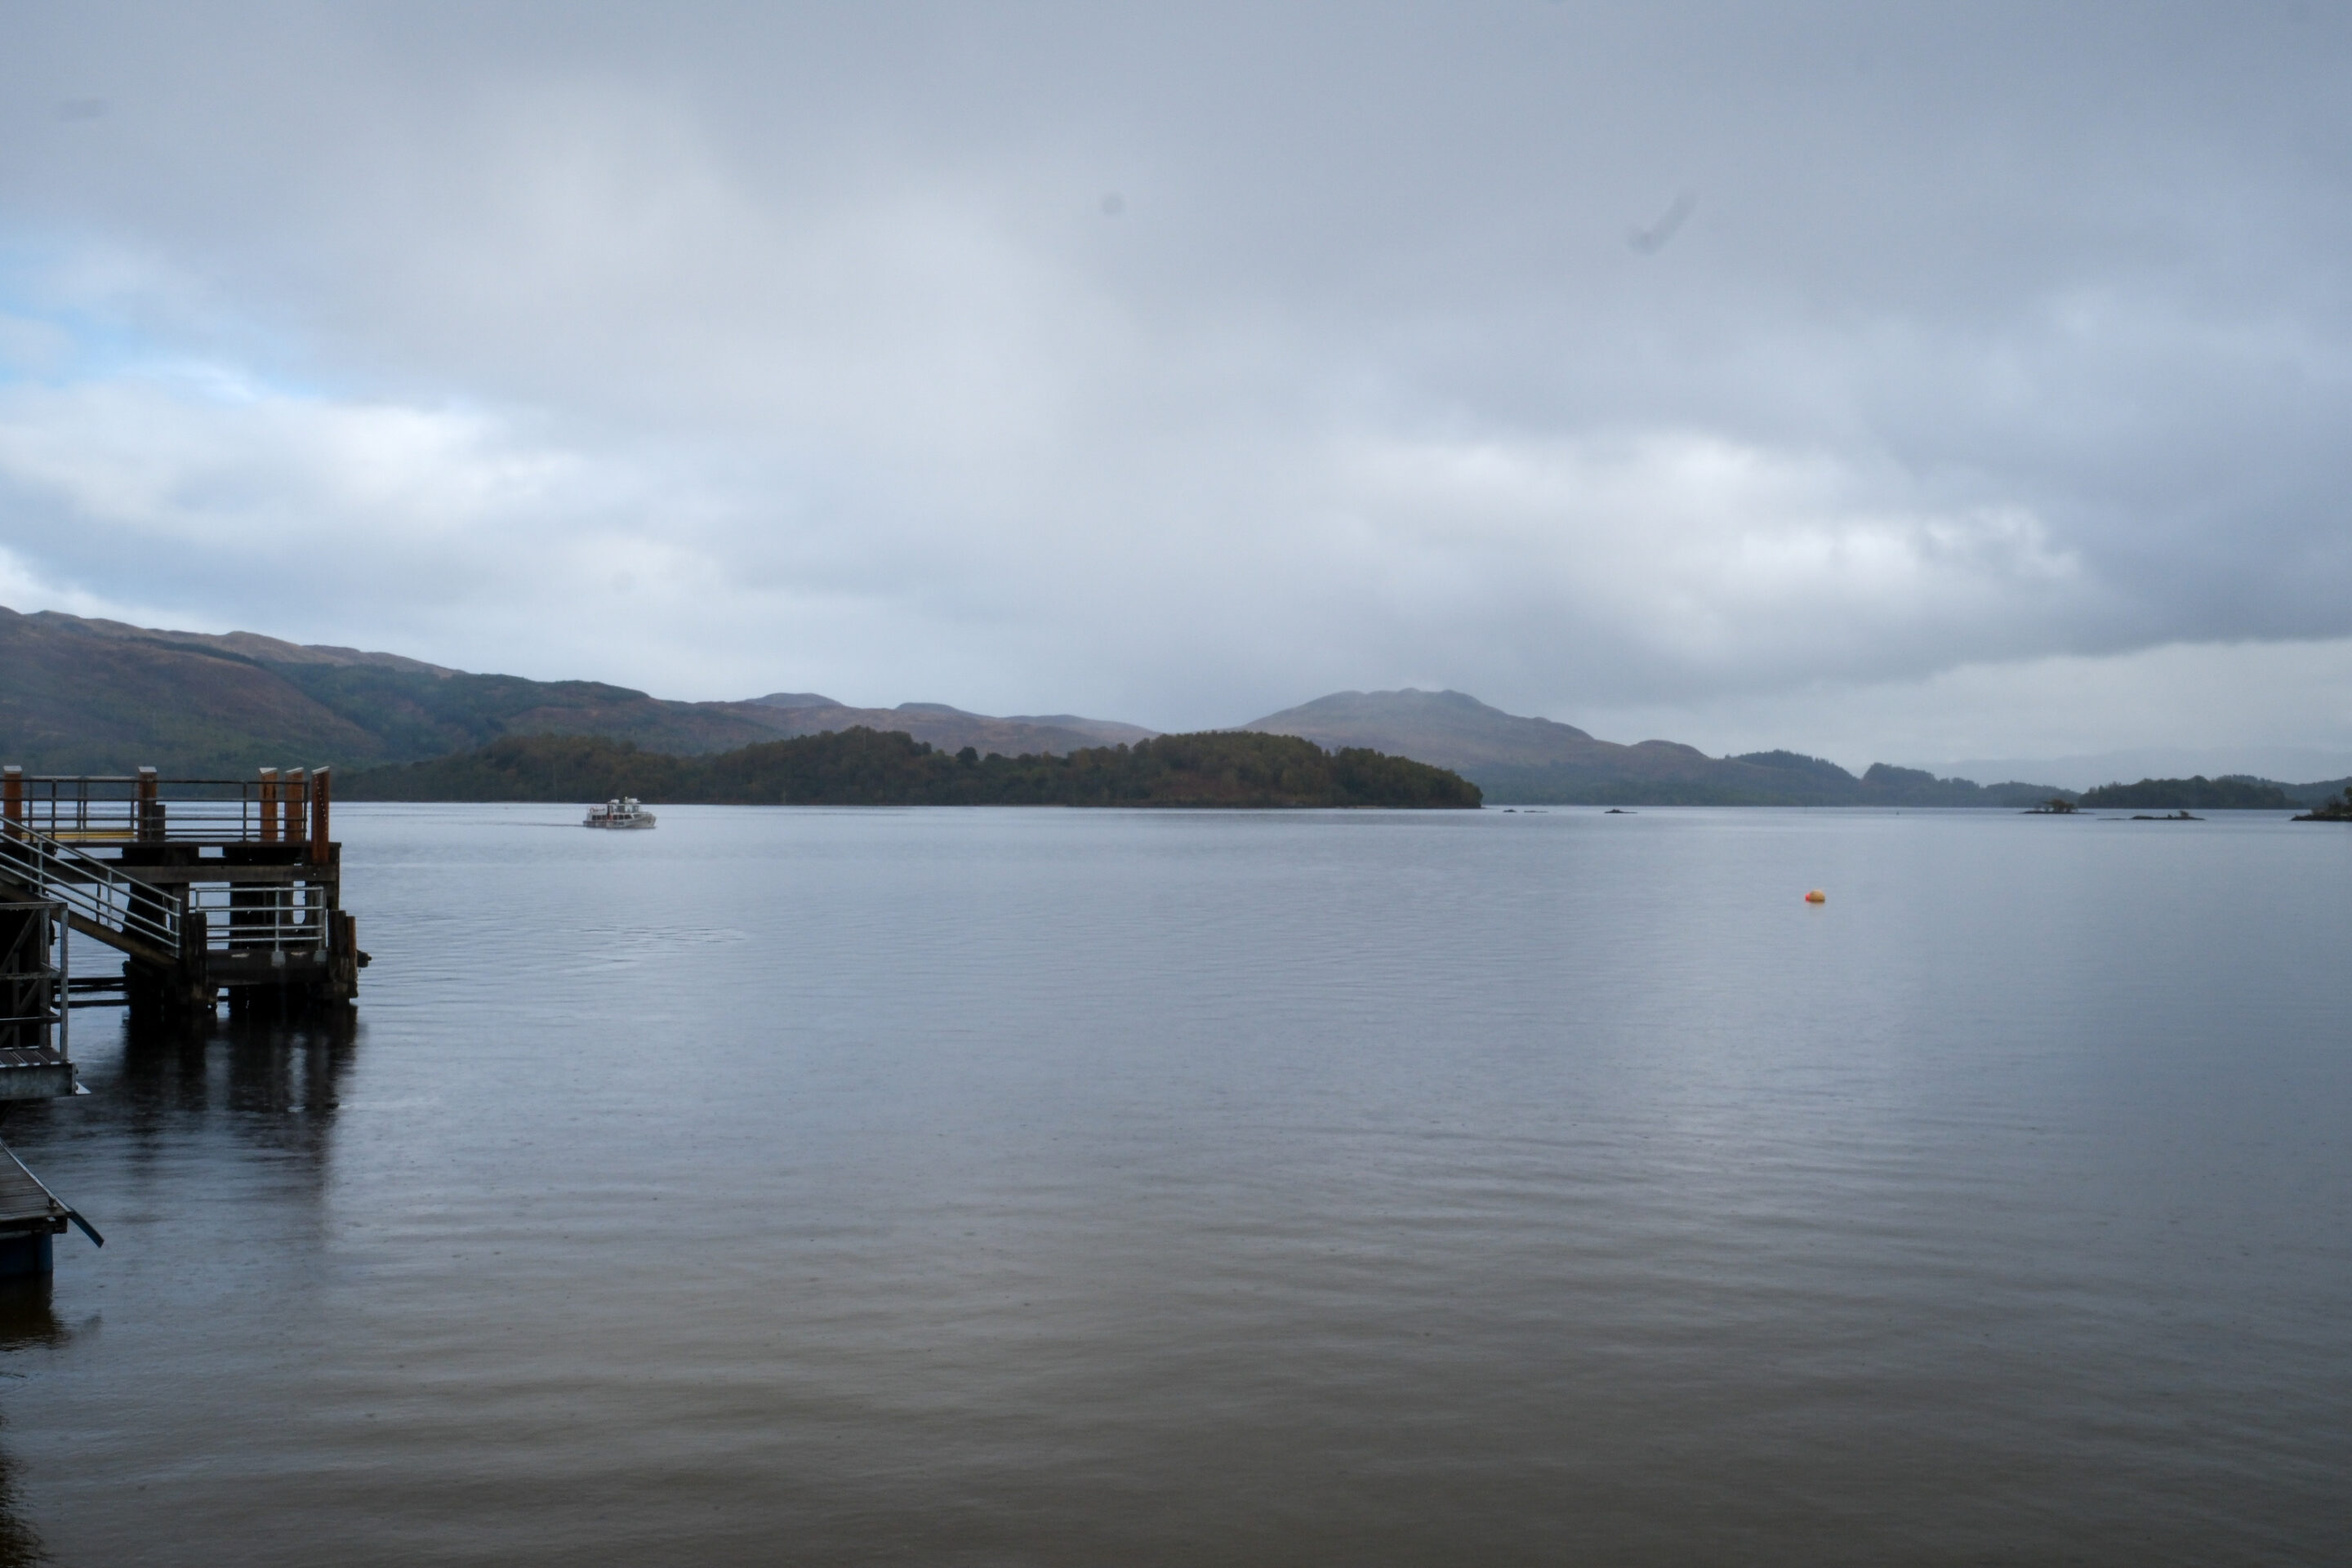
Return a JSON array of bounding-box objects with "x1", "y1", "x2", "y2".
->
[{"x1": 584, "y1": 796, "x2": 657, "y2": 829}]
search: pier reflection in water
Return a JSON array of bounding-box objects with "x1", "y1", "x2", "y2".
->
[
  {"x1": 0, "y1": 1278, "x2": 65, "y2": 1568},
  {"x1": 0, "y1": 998, "x2": 350, "y2": 1566},
  {"x1": 105, "y1": 1003, "x2": 354, "y2": 1138}
]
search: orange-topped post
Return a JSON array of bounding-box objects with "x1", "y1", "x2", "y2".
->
[
  {"x1": 258, "y1": 767, "x2": 279, "y2": 843},
  {"x1": 309, "y1": 767, "x2": 332, "y2": 867},
  {"x1": 283, "y1": 768, "x2": 305, "y2": 844}
]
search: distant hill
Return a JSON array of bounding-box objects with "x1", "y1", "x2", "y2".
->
[
  {"x1": 2292, "y1": 776, "x2": 2352, "y2": 806},
  {"x1": 341, "y1": 728, "x2": 1479, "y2": 808},
  {"x1": 0, "y1": 607, "x2": 1148, "y2": 774},
  {"x1": 1241, "y1": 688, "x2": 2068, "y2": 806},
  {"x1": 735, "y1": 694, "x2": 1158, "y2": 755},
  {"x1": 1929, "y1": 747, "x2": 2352, "y2": 795},
  {"x1": 2077, "y1": 776, "x2": 2295, "y2": 810},
  {"x1": 29, "y1": 612, "x2": 455, "y2": 675},
  {"x1": 3, "y1": 606, "x2": 396, "y2": 775}
]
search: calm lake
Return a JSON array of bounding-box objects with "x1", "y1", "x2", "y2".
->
[{"x1": 4, "y1": 804, "x2": 2348, "y2": 1565}]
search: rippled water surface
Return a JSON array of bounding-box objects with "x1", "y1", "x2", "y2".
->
[{"x1": 4, "y1": 804, "x2": 2349, "y2": 1564}]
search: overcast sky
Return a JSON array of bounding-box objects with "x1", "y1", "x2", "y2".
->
[{"x1": 4, "y1": 2, "x2": 2350, "y2": 768}]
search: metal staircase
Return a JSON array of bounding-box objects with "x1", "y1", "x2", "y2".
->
[{"x1": 0, "y1": 819, "x2": 180, "y2": 969}]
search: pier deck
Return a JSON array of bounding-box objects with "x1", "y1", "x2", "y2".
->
[
  {"x1": 0, "y1": 1141, "x2": 101, "y2": 1278},
  {"x1": 0, "y1": 1147, "x2": 69, "y2": 1235}
]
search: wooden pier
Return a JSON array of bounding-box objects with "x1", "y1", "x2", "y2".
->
[
  {"x1": 0, "y1": 764, "x2": 367, "y2": 1274},
  {"x1": 0, "y1": 765, "x2": 368, "y2": 1021}
]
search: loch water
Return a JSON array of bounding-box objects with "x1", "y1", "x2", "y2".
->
[{"x1": 3, "y1": 804, "x2": 2348, "y2": 1565}]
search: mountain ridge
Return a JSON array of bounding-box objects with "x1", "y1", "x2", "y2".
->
[
  {"x1": 0, "y1": 606, "x2": 1147, "y2": 773},
  {"x1": 7, "y1": 608, "x2": 2335, "y2": 806}
]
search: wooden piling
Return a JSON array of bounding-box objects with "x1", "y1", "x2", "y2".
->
[
  {"x1": 258, "y1": 767, "x2": 278, "y2": 844},
  {"x1": 309, "y1": 767, "x2": 331, "y2": 867}
]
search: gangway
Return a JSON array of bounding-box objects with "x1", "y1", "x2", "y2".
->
[{"x1": 0, "y1": 817, "x2": 179, "y2": 967}]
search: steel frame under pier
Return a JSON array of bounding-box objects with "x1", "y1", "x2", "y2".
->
[{"x1": 0, "y1": 898, "x2": 98, "y2": 1276}]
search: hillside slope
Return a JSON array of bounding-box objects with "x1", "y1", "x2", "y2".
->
[
  {"x1": 2, "y1": 607, "x2": 389, "y2": 774},
  {"x1": 0, "y1": 608, "x2": 1151, "y2": 773}
]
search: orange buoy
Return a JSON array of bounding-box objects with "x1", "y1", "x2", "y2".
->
[{"x1": 1804, "y1": 889, "x2": 1826, "y2": 904}]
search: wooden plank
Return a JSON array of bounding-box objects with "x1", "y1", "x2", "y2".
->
[{"x1": 0, "y1": 1145, "x2": 63, "y2": 1229}]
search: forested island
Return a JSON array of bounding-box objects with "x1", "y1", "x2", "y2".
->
[
  {"x1": 340, "y1": 728, "x2": 1483, "y2": 808},
  {"x1": 2076, "y1": 776, "x2": 2294, "y2": 809}
]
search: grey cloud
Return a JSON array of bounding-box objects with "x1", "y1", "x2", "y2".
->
[{"x1": 1, "y1": 2, "x2": 2349, "y2": 739}]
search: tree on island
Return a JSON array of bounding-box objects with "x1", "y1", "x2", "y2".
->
[
  {"x1": 2077, "y1": 775, "x2": 2292, "y2": 810},
  {"x1": 2292, "y1": 787, "x2": 2352, "y2": 822}
]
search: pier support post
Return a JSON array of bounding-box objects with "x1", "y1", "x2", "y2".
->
[
  {"x1": 309, "y1": 767, "x2": 331, "y2": 867},
  {"x1": 165, "y1": 906, "x2": 214, "y2": 1018},
  {"x1": 136, "y1": 766, "x2": 162, "y2": 843},
  {"x1": 0, "y1": 1232, "x2": 55, "y2": 1279}
]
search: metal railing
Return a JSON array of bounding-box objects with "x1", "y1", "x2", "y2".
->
[
  {"x1": 0, "y1": 824, "x2": 180, "y2": 956},
  {"x1": 2, "y1": 767, "x2": 332, "y2": 858},
  {"x1": 185, "y1": 884, "x2": 323, "y2": 954}
]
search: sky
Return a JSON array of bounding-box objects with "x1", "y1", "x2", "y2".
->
[{"x1": 3, "y1": 2, "x2": 2350, "y2": 773}]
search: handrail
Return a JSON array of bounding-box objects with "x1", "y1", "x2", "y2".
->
[
  {"x1": 4, "y1": 777, "x2": 272, "y2": 786},
  {"x1": 186, "y1": 884, "x2": 322, "y2": 952},
  {"x1": 3, "y1": 773, "x2": 321, "y2": 788},
  {"x1": 0, "y1": 822, "x2": 180, "y2": 953},
  {"x1": 4, "y1": 765, "x2": 330, "y2": 850}
]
